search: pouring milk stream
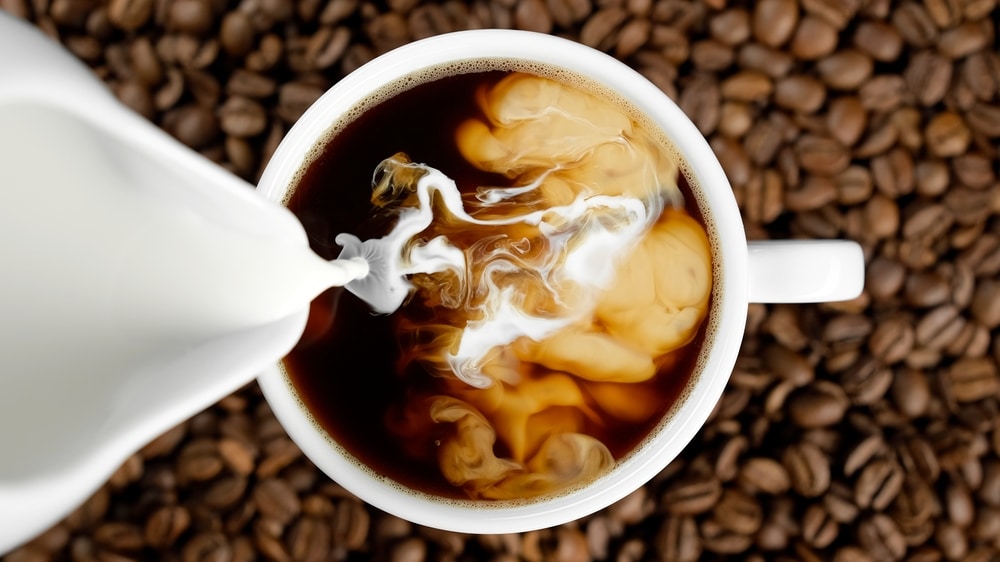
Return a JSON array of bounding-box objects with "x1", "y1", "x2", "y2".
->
[{"x1": 0, "y1": 13, "x2": 369, "y2": 553}]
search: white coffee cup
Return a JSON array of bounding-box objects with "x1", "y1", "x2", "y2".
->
[{"x1": 255, "y1": 29, "x2": 864, "y2": 534}]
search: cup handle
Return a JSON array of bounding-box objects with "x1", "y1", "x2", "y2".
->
[{"x1": 747, "y1": 240, "x2": 865, "y2": 304}]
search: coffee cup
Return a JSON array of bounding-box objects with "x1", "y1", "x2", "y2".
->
[{"x1": 255, "y1": 29, "x2": 863, "y2": 533}]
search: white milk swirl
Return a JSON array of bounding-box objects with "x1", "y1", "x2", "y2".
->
[
  {"x1": 336, "y1": 156, "x2": 661, "y2": 388},
  {"x1": 331, "y1": 72, "x2": 712, "y2": 500}
]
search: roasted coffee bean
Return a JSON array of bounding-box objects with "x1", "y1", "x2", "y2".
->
[
  {"x1": 947, "y1": 357, "x2": 999, "y2": 403},
  {"x1": 773, "y1": 75, "x2": 825, "y2": 113},
  {"x1": 783, "y1": 442, "x2": 830, "y2": 497},
  {"x1": 840, "y1": 356, "x2": 893, "y2": 405},
  {"x1": 858, "y1": 514, "x2": 907, "y2": 562},
  {"x1": 802, "y1": 504, "x2": 838, "y2": 548},
  {"x1": 751, "y1": 0, "x2": 798, "y2": 47},
  {"x1": 788, "y1": 381, "x2": 850, "y2": 428},
  {"x1": 926, "y1": 111, "x2": 971, "y2": 157},
  {"x1": 790, "y1": 15, "x2": 837, "y2": 60},
  {"x1": 654, "y1": 516, "x2": 701, "y2": 562},
  {"x1": 853, "y1": 20, "x2": 902, "y2": 61},
  {"x1": 720, "y1": 70, "x2": 773, "y2": 102},
  {"x1": 737, "y1": 457, "x2": 791, "y2": 494},
  {"x1": 826, "y1": 96, "x2": 867, "y2": 147},
  {"x1": 737, "y1": 43, "x2": 794, "y2": 78},
  {"x1": 145, "y1": 505, "x2": 192, "y2": 548},
  {"x1": 905, "y1": 50, "x2": 952, "y2": 107},
  {"x1": 161, "y1": 103, "x2": 219, "y2": 150},
  {"x1": 661, "y1": 474, "x2": 722, "y2": 515},
  {"x1": 182, "y1": 532, "x2": 231, "y2": 562},
  {"x1": 107, "y1": 0, "x2": 153, "y2": 30},
  {"x1": 891, "y1": 368, "x2": 931, "y2": 418},
  {"x1": 869, "y1": 315, "x2": 914, "y2": 364},
  {"x1": 817, "y1": 49, "x2": 874, "y2": 90},
  {"x1": 713, "y1": 488, "x2": 762, "y2": 534},
  {"x1": 855, "y1": 458, "x2": 904, "y2": 510},
  {"x1": 971, "y1": 279, "x2": 1000, "y2": 328},
  {"x1": 795, "y1": 134, "x2": 850, "y2": 175}
]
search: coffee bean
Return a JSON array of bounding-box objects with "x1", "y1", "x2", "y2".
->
[
  {"x1": 904, "y1": 49, "x2": 952, "y2": 107},
  {"x1": 107, "y1": 0, "x2": 153, "y2": 30},
  {"x1": 579, "y1": 6, "x2": 627, "y2": 50},
  {"x1": 752, "y1": 0, "x2": 797, "y2": 47},
  {"x1": 690, "y1": 39, "x2": 734, "y2": 72},
  {"x1": 217, "y1": 95, "x2": 268, "y2": 137},
  {"x1": 802, "y1": 504, "x2": 838, "y2": 548},
  {"x1": 167, "y1": 0, "x2": 213, "y2": 35},
  {"x1": 252, "y1": 478, "x2": 301, "y2": 526},
  {"x1": 891, "y1": 368, "x2": 931, "y2": 418},
  {"x1": 661, "y1": 474, "x2": 722, "y2": 515},
  {"x1": 736, "y1": 43, "x2": 794, "y2": 78},
  {"x1": 785, "y1": 175, "x2": 837, "y2": 212},
  {"x1": 916, "y1": 304, "x2": 966, "y2": 350},
  {"x1": 795, "y1": 134, "x2": 850, "y2": 175},
  {"x1": 817, "y1": 49, "x2": 874, "y2": 90},
  {"x1": 841, "y1": 356, "x2": 893, "y2": 405},
  {"x1": 802, "y1": 0, "x2": 858, "y2": 29},
  {"x1": 790, "y1": 15, "x2": 837, "y2": 60},
  {"x1": 162, "y1": 104, "x2": 219, "y2": 150},
  {"x1": 866, "y1": 257, "x2": 906, "y2": 299},
  {"x1": 774, "y1": 75, "x2": 825, "y2": 113},
  {"x1": 613, "y1": 18, "x2": 651, "y2": 58},
  {"x1": 719, "y1": 70, "x2": 773, "y2": 102},
  {"x1": 784, "y1": 441, "x2": 830, "y2": 497},
  {"x1": 826, "y1": 96, "x2": 867, "y2": 147},
  {"x1": 947, "y1": 357, "x2": 999, "y2": 403},
  {"x1": 708, "y1": 8, "x2": 749, "y2": 46},
  {"x1": 738, "y1": 457, "x2": 791, "y2": 494},
  {"x1": 853, "y1": 19, "x2": 902, "y2": 61},
  {"x1": 945, "y1": 478, "x2": 975, "y2": 527},
  {"x1": 853, "y1": 119, "x2": 899, "y2": 161},
  {"x1": 788, "y1": 381, "x2": 850, "y2": 428},
  {"x1": 961, "y1": 52, "x2": 1000, "y2": 102},
  {"x1": 824, "y1": 314, "x2": 873, "y2": 349},
  {"x1": 145, "y1": 505, "x2": 191, "y2": 548},
  {"x1": 868, "y1": 315, "x2": 914, "y2": 364},
  {"x1": 678, "y1": 74, "x2": 719, "y2": 135},
  {"x1": 654, "y1": 516, "x2": 701, "y2": 562},
  {"x1": 970, "y1": 279, "x2": 1000, "y2": 328},
  {"x1": 936, "y1": 520, "x2": 969, "y2": 560},
  {"x1": 858, "y1": 514, "x2": 907, "y2": 562},
  {"x1": 938, "y1": 21, "x2": 989, "y2": 60},
  {"x1": 903, "y1": 202, "x2": 952, "y2": 242},
  {"x1": 182, "y1": 532, "x2": 231, "y2": 562},
  {"x1": 699, "y1": 517, "x2": 753, "y2": 554},
  {"x1": 926, "y1": 111, "x2": 971, "y2": 157},
  {"x1": 859, "y1": 74, "x2": 907, "y2": 112},
  {"x1": 856, "y1": 459, "x2": 905, "y2": 510},
  {"x1": 713, "y1": 488, "x2": 762, "y2": 534}
]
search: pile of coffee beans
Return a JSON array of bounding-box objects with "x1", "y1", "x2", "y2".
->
[{"x1": 2, "y1": 0, "x2": 999, "y2": 560}]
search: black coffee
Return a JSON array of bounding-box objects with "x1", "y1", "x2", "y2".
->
[{"x1": 283, "y1": 67, "x2": 712, "y2": 500}]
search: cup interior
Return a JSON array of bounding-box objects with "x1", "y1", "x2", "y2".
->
[{"x1": 256, "y1": 29, "x2": 749, "y2": 533}]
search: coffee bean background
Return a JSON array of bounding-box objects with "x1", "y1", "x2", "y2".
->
[{"x1": 2, "y1": 0, "x2": 1000, "y2": 559}]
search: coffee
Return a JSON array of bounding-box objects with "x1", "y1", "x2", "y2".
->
[{"x1": 282, "y1": 62, "x2": 714, "y2": 501}]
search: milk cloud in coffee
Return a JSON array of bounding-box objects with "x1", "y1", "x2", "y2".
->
[{"x1": 333, "y1": 73, "x2": 712, "y2": 500}]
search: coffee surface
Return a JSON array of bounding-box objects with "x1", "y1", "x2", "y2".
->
[{"x1": 285, "y1": 69, "x2": 712, "y2": 500}]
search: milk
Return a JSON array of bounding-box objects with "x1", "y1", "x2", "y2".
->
[{"x1": 0, "y1": 102, "x2": 364, "y2": 480}]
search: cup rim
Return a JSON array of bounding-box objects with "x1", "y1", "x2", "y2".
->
[{"x1": 256, "y1": 29, "x2": 748, "y2": 534}]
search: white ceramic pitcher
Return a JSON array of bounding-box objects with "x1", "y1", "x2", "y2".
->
[{"x1": 0, "y1": 12, "x2": 361, "y2": 553}]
